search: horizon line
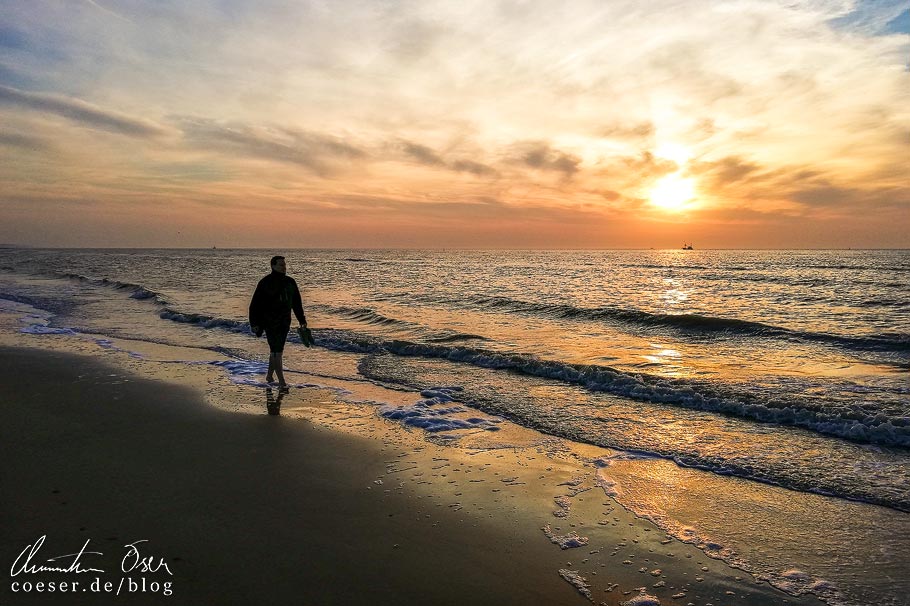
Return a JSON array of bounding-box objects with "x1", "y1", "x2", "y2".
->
[{"x1": 2, "y1": 245, "x2": 908, "y2": 252}]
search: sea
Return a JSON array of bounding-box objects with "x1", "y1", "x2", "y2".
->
[{"x1": 1, "y1": 248, "x2": 908, "y2": 605}]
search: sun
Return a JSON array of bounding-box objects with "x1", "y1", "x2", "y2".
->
[{"x1": 648, "y1": 173, "x2": 697, "y2": 211}]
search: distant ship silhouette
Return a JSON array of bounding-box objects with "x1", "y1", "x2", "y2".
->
[{"x1": 682, "y1": 243, "x2": 694, "y2": 250}]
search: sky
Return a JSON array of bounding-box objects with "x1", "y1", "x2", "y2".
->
[{"x1": 0, "y1": 0, "x2": 908, "y2": 248}]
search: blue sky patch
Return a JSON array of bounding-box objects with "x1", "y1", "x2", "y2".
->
[{"x1": 884, "y1": 8, "x2": 910, "y2": 34}]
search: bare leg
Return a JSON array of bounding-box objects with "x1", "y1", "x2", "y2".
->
[
  {"x1": 271, "y1": 352, "x2": 287, "y2": 388},
  {"x1": 266, "y1": 355, "x2": 275, "y2": 383}
]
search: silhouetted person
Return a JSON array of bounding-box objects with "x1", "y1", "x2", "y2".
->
[{"x1": 249, "y1": 255, "x2": 307, "y2": 390}]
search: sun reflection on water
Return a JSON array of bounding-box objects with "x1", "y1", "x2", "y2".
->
[{"x1": 641, "y1": 343, "x2": 687, "y2": 377}]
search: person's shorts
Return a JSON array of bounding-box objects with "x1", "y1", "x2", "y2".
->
[{"x1": 265, "y1": 321, "x2": 291, "y2": 353}]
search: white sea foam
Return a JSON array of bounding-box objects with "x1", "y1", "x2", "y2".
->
[
  {"x1": 203, "y1": 359, "x2": 353, "y2": 395},
  {"x1": 93, "y1": 339, "x2": 143, "y2": 359},
  {"x1": 595, "y1": 474, "x2": 619, "y2": 497},
  {"x1": 557, "y1": 569, "x2": 592, "y2": 601},
  {"x1": 542, "y1": 524, "x2": 589, "y2": 549},
  {"x1": 2, "y1": 299, "x2": 75, "y2": 335},
  {"x1": 210, "y1": 359, "x2": 267, "y2": 376},
  {"x1": 621, "y1": 590, "x2": 661, "y2": 606},
  {"x1": 378, "y1": 387, "x2": 502, "y2": 435},
  {"x1": 20, "y1": 324, "x2": 76, "y2": 335},
  {"x1": 770, "y1": 568, "x2": 837, "y2": 599},
  {"x1": 16, "y1": 309, "x2": 77, "y2": 335}
]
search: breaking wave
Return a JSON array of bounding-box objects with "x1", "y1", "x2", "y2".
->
[
  {"x1": 59, "y1": 272, "x2": 171, "y2": 305},
  {"x1": 397, "y1": 293, "x2": 910, "y2": 353}
]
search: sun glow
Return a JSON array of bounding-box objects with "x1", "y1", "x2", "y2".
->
[
  {"x1": 654, "y1": 142, "x2": 691, "y2": 166},
  {"x1": 649, "y1": 173, "x2": 697, "y2": 211}
]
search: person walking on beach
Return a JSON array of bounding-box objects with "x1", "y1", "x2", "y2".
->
[{"x1": 249, "y1": 255, "x2": 307, "y2": 390}]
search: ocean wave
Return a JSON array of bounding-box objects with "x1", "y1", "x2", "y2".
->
[
  {"x1": 455, "y1": 295, "x2": 910, "y2": 352},
  {"x1": 619, "y1": 263, "x2": 716, "y2": 271},
  {"x1": 800, "y1": 263, "x2": 910, "y2": 272},
  {"x1": 149, "y1": 307, "x2": 910, "y2": 444},
  {"x1": 156, "y1": 303, "x2": 491, "y2": 349},
  {"x1": 317, "y1": 330, "x2": 910, "y2": 449},
  {"x1": 425, "y1": 333, "x2": 491, "y2": 343},
  {"x1": 59, "y1": 272, "x2": 171, "y2": 305},
  {"x1": 858, "y1": 298, "x2": 910, "y2": 308},
  {"x1": 159, "y1": 308, "x2": 251, "y2": 332},
  {"x1": 311, "y1": 303, "x2": 492, "y2": 343},
  {"x1": 315, "y1": 304, "x2": 414, "y2": 327},
  {"x1": 617, "y1": 265, "x2": 910, "y2": 290}
]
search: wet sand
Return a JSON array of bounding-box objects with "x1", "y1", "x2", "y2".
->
[
  {"x1": 0, "y1": 344, "x2": 827, "y2": 605},
  {"x1": 1, "y1": 347, "x2": 582, "y2": 605}
]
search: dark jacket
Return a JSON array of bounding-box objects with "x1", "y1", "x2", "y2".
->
[{"x1": 249, "y1": 271, "x2": 306, "y2": 329}]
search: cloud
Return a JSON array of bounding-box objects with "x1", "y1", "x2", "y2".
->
[
  {"x1": 510, "y1": 141, "x2": 581, "y2": 178},
  {"x1": 688, "y1": 155, "x2": 909, "y2": 216},
  {"x1": 81, "y1": 0, "x2": 132, "y2": 23},
  {"x1": 595, "y1": 189, "x2": 622, "y2": 201},
  {"x1": 396, "y1": 139, "x2": 498, "y2": 177},
  {"x1": 0, "y1": 130, "x2": 52, "y2": 152},
  {"x1": 451, "y1": 159, "x2": 498, "y2": 177},
  {"x1": 789, "y1": 184, "x2": 909, "y2": 210},
  {"x1": 690, "y1": 156, "x2": 837, "y2": 197},
  {"x1": 690, "y1": 156, "x2": 762, "y2": 187},
  {"x1": 600, "y1": 122, "x2": 655, "y2": 140},
  {"x1": 314, "y1": 191, "x2": 607, "y2": 226},
  {"x1": 338, "y1": 193, "x2": 506, "y2": 212},
  {"x1": 400, "y1": 140, "x2": 445, "y2": 166},
  {"x1": 178, "y1": 118, "x2": 367, "y2": 176},
  {"x1": 0, "y1": 85, "x2": 169, "y2": 138},
  {"x1": 620, "y1": 152, "x2": 678, "y2": 179}
]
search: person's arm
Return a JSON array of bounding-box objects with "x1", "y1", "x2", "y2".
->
[
  {"x1": 291, "y1": 280, "x2": 307, "y2": 326},
  {"x1": 249, "y1": 280, "x2": 264, "y2": 334}
]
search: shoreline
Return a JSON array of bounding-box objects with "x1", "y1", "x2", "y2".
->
[
  {"x1": 0, "y1": 346, "x2": 584, "y2": 605},
  {"x1": 0, "y1": 335, "x2": 828, "y2": 605}
]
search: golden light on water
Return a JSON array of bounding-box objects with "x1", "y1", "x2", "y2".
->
[{"x1": 648, "y1": 173, "x2": 697, "y2": 211}]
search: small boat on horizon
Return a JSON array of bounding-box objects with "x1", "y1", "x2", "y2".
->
[{"x1": 682, "y1": 243, "x2": 694, "y2": 250}]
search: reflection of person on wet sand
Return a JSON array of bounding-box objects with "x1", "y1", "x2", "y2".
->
[
  {"x1": 249, "y1": 255, "x2": 307, "y2": 390},
  {"x1": 265, "y1": 387, "x2": 284, "y2": 415}
]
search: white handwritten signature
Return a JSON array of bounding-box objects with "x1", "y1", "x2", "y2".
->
[{"x1": 10, "y1": 535, "x2": 173, "y2": 576}]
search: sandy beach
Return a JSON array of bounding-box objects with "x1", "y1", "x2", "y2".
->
[
  {"x1": 2, "y1": 346, "x2": 579, "y2": 605},
  {"x1": 0, "y1": 328, "x2": 830, "y2": 606}
]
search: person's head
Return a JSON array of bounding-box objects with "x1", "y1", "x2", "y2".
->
[{"x1": 270, "y1": 255, "x2": 286, "y2": 274}]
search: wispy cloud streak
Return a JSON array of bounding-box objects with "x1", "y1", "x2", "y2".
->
[
  {"x1": 177, "y1": 118, "x2": 367, "y2": 176},
  {"x1": 0, "y1": 85, "x2": 168, "y2": 137}
]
